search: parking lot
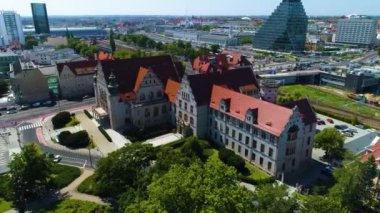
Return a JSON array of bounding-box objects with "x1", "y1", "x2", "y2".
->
[{"x1": 316, "y1": 114, "x2": 378, "y2": 154}]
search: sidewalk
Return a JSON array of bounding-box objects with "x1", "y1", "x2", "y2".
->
[
  {"x1": 60, "y1": 169, "x2": 107, "y2": 205},
  {"x1": 76, "y1": 113, "x2": 118, "y2": 155}
]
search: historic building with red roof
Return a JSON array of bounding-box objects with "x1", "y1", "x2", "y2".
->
[
  {"x1": 361, "y1": 136, "x2": 380, "y2": 166},
  {"x1": 209, "y1": 85, "x2": 316, "y2": 177}
]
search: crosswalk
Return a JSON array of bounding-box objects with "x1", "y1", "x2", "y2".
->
[{"x1": 17, "y1": 121, "x2": 43, "y2": 132}]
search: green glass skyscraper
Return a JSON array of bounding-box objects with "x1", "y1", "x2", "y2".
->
[
  {"x1": 253, "y1": 0, "x2": 308, "y2": 52},
  {"x1": 31, "y1": 3, "x2": 50, "y2": 34}
]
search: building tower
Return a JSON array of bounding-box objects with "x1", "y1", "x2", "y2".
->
[
  {"x1": 253, "y1": 0, "x2": 308, "y2": 52},
  {"x1": 31, "y1": 3, "x2": 50, "y2": 34},
  {"x1": 0, "y1": 11, "x2": 25, "y2": 47},
  {"x1": 260, "y1": 79, "x2": 281, "y2": 103}
]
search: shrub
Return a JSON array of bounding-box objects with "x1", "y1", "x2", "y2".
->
[
  {"x1": 84, "y1": 110, "x2": 93, "y2": 119},
  {"x1": 238, "y1": 175, "x2": 276, "y2": 185},
  {"x1": 0, "y1": 174, "x2": 11, "y2": 200},
  {"x1": 218, "y1": 148, "x2": 246, "y2": 173},
  {"x1": 181, "y1": 137, "x2": 204, "y2": 159},
  {"x1": 77, "y1": 174, "x2": 101, "y2": 196},
  {"x1": 51, "y1": 164, "x2": 81, "y2": 189},
  {"x1": 58, "y1": 130, "x2": 90, "y2": 149},
  {"x1": 98, "y1": 126, "x2": 112, "y2": 142},
  {"x1": 52, "y1": 111, "x2": 72, "y2": 129}
]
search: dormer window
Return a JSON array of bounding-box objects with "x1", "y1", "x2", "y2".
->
[
  {"x1": 246, "y1": 108, "x2": 258, "y2": 124},
  {"x1": 220, "y1": 98, "x2": 231, "y2": 112}
]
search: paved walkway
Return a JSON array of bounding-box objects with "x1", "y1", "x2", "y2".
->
[
  {"x1": 144, "y1": 133, "x2": 183, "y2": 147},
  {"x1": 60, "y1": 169, "x2": 107, "y2": 205},
  {"x1": 76, "y1": 113, "x2": 118, "y2": 155}
]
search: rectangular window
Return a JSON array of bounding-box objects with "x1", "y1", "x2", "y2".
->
[
  {"x1": 238, "y1": 145, "x2": 241, "y2": 153},
  {"x1": 238, "y1": 133, "x2": 242, "y2": 141},
  {"x1": 225, "y1": 139, "x2": 229, "y2": 146},
  {"x1": 179, "y1": 100, "x2": 182, "y2": 108},
  {"x1": 251, "y1": 153, "x2": 256, "y2": 161},
  {"x1": 145, "y1": 108, "x2": 150, "y2": 117},
  {"x1": 245, "y1": 149, "x2": 248, "y2": 157},
  {"x1": 268, "y1": 162, "x2": 272, "y2": 171},
  {"x1": 245, "y1": 136, "x2": 250, "y2": 145},
  {"x1": 252, "y1": 140, "x2": 257, "y2": 149},
  {"x1": 153, "y1": 107, "x2": 159, "y2": 117},
  {"x1": 253, "y1": 128, "x2": 258, "y2": 136},
  {"x1": 259, "y1": 157, "x2": 263, "y2": 166},
  {"x1": 260, "y1": 144, "x2": 265, "y2": 153},
  {"x1": 232, "y1": 130, "x2": 236, "y2": 138},
  {"x1": 185, "y1": 102, "x2": 188, "y2": 111},
  {"x1": 270, "y1": 135, "x2": 275, "y2": 143},
  {"x1": 190, "y1": 105, "x2": 194, "y2": 114},
  {"x1": 309, "y1": 125, "x2": 313, "y2": 132},
  {"x1": 232, "y1": 142, "x2": 235, "y2": 149},
  {"x1": 261, "y1": 131, "x2": 266, "y2": 140},
  {"x1": 307, "y1": 137, "x2": 311, "y2": 145},
  {"x1": 269, "y1": 148, "x2": 273, "y2": 158},
  {"x1": 225, "y1": 126, "x2": 229, "y2": 135}
]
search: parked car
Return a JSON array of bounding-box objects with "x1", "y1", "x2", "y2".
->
[
  {"x1": 355, "y1": 125, "x2": 364, "y2": 129},
  {"x1": 334, "y1": 125, "x2": 348, "y2": 130},
  {"x1": 82, "y1": 95, "x2": 91, "y2": 100},
  {"x1": 0, "y1": 107, "x2": 7, "y2": 111},
  {"x1": 20, "y1": 104, "x2": 30, "y2": 110},
  {"x1": 6, "y1": 110, "x2": 17, "y2": 114},
  {"x1": 326, "y1": 118, "x2": 334, "y2": 124},
  {"x1": 321, "y1": 165, "x2": 335, "y2": 177},
  {"x1": 317, "y1": 120, "x2": 326, "y2": 125},
  {"x1": 32, "y1": 102, "x2": 41, "y2": 107},
  {"x1": 344, "y1": 132, "x2": 354, "y2": 137},
  {"x1": 42, "y1": 100, "x2": 55, "y2": 106},
  {"x1": 53, "y1": 155, "x2": 62, "y2": 163}
]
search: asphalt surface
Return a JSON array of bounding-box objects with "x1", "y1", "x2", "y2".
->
[
  {"x1": 21, "y1": 126, "x2": 100, "y2": 169},
  {"x1": 0, "y1": 98, "x2": 95, "y2": 127}
]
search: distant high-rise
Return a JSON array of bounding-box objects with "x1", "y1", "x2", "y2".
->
[
  {"x1": 253, "y1": 0, "x2": 308, "y2": 52},
  {"x1": 0, "y1": 11, "x2": 25, "y2": 46},
  {"x1": 336, "y1": 17, "x2": 377, "y2": 47},
  {"x1": 31, "y1": 3, "x2": 50, "y2": 34}
]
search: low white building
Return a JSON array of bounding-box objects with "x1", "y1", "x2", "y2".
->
[{"x1": 23, "y1": 45, "x2": 83, "y2": 65}]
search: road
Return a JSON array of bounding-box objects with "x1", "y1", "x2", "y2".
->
[{"x1": 0, "y1": 98, "x2": 95, "y2": 128}]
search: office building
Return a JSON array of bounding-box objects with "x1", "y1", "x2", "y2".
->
[
  {"x1": 31, "y1": 3, "x2": 50, "y2": 34},
  {"x1": 0, "y1": 11, "x2": 25, "y2": 46},
  {"x1": 253, "y1": 0, "x2": 308, "y2": 52},
  {"x1": 336, "y1": 17, "x2": 377, "y2": 47}
]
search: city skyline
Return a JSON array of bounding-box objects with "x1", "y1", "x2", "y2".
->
[{"x1": 1, "y1": 0, "x2": 380, "y2": 17}]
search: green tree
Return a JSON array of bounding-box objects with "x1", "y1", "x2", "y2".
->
[
  {"x1": 8, "y1": 143, "x2": 53, "y2": 213},
  {"x1": 329, "y1": 158, "x2": 378, "y2": 211},
  {"x1": 0, "y1": 79, "x2": 9, "y2": 97},
  {"x1": 95, "y1": 143, "x2": 155, "y2": 197},
  {"x1": 254, "y1": 183, "x2": 298, "y2": 212},
  {"x1": 314, "y1": 128, "x2": 345, "y2": 160},
  {"x1": 137, "y1": 158, "x2": 255, "y2": 212},
  {"x1": 240, "y1": 37, "x2": 253, "y2": 44},
  {"x1": 210, "y1": 44, "x2": 221, "y2": 54},
  {"x1": 155, "y1": 41, "x2": 163, "y2": 50},
  {"x1": 24, "y1": 35, "x2": 38, "y2": 49},
  {"x1": 109, "y1": 29, "x2": 116, "y2": 52},
  {"x1": 301, "y1": 195, "x2": 349, "y2": 213}
]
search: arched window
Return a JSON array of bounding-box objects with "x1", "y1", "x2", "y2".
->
[{"x1": 288, "y1": 125, "x2": 299, "y2": 141}]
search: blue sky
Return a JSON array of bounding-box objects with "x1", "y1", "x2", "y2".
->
[{"x1": 2, "y1": 0, "x2": 380, "y2": 16}]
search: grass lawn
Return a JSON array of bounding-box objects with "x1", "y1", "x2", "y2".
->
[
  {"x1": 36, "y1": 199, "x2": 111, "y2": 213},
  {"x1": 52, "y1": 164, "x2": 81, "y2": 189},
  {"x1": 279, "y1": 85, "x2": 380, "y2": 118},
  {"x1": 77, "y1": 174, "x2": 101, "y2": 196},
  {"x1": 65, "y1": 116, "x2": 80, "y2": 127},
  {"x1": 0, "y1": 198, "x2": 12, "y2": 212}
]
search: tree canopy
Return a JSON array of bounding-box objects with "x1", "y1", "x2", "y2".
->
[
  {"x1": 109, "y1": 29, "x2": 116, "y2": 52},
  {"x1": 8, "y1": 143, "x2": 53, "y2": 212},
  {"x1": 314, "y1": 128, "x2": 345, "y2": 160}
]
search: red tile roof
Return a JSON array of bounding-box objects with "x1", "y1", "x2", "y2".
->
[
  {"x1": 133, "y1": 67, "x2": 149, "y2": 93},
  {"x1": 192, "y1": 52, "x2": 250, "y2": 74},
  {"x1": 282, "y1": 99, "x2": 317, "y2": 125},
  {"x1": 165, "y1": 79, "x2": 181, "y2": 104},
  {"x1": 187, "y1": 67, "x2": 260, "y2": 106},
  {"x1": 57, "y1": 60, "x2": 98, "y2": 76},
  {"x1": 210, "y1": 85, "x2": 293, "y2": 136},
  {"x1": 99, "y1": 55, "x2": 183, "y2": 94},
  {"x1": 98, "y1": 51, "x2": 113, "y2": 61},
  {"x1": 362, "y1": 137, "x2": 380, "y2": 162}
]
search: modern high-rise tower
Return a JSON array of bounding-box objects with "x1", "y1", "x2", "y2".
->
[
  {"x1": 253, "y1": 0, "x2": 308, "y2": 52},
  {"x1": 0, "y1": 11, "x2": 25, "y2": 46},
  {"x1": 31, "y1": 3, "x2": 50, "y2": 34}
]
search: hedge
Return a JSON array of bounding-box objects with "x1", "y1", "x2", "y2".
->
[
  {"x1": 58, "y1": 130, "x2": 90, "y2": 149},
  {"x1": 218, "y1": 148, "x2": 246, "y2": 173},
  {"x1": 84, "y1": 110, "x2": 93, "y2": 119},
  {"x1": 52, "y1": 111, "x2": 71, "y2": 129},
  {"x1": 238, "y1": 174, "x2": 276, "y2": 185},
  {"x1": 98, "y1": 126, "x2": 112, "y2": 142}
]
